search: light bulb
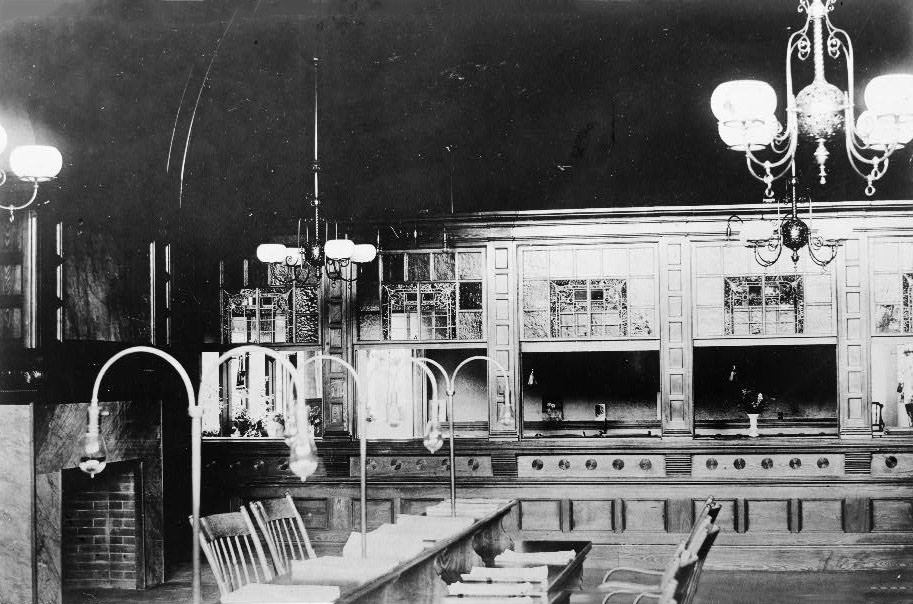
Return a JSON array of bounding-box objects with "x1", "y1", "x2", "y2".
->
[
  {"x1": 422, "y1": 420, "x2": 444, "y2": 453},
  {"x1": 288, "y1": 428, "x2": 319, "y2": 480},
  {"x1": 497, "y1": 400, "x2": 515, "y2": 427},
  {"x1": 78, "y1": 406, "x2": 108, "y2": 478}
]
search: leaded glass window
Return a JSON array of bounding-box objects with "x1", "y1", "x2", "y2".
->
[
  {"x1": 357, "y1": 250, "x2": 485, "y2": 341},
  {"x1": 222, "y1": 286, "x2": 319, "y2": 344},
  {"x1": 521, "y1": 245, "x2": 657, "y2": 340},
  {"x1": 550, "y1": 279, "x2": 628, "y2": 338},
  {"x1": 723, "y1": 275, "x2": 804, "y2": 335}
]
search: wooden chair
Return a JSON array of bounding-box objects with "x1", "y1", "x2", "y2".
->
[
  {"x1": 599, "y1": 516, "x2": 719, "y2": 604},
  {"x1": 250, "y1": 493, "x2": 316, "y2": 575},
  {"x1": 196, "y1": 508, "x2": 274, "y2": 598},
  {"x1": 600, "y1": 497, "x2": 720, "y2": 586}
]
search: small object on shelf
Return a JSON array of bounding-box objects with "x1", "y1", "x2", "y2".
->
[
  {"x1": 747, "y1": 413, "x2": 760, "y2": 438},
  {"x1": 872, "y1": 401, "x2": 885, "y2": 434}
]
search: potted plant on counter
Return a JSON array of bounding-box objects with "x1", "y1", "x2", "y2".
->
[{"x1": 741, "y1": 388, "x2": 766, "y2": 438}]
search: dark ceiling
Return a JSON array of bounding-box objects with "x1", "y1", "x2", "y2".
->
[{"x1": 0, "y1": 0, "x2": 911, "y2": 244}]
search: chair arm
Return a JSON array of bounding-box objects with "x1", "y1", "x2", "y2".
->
[
  {"x1": 601, "y1": 567, "x2": 664, "y2": 583},
  {"x1": 602, "y1": 589, "x2": 659, "y2": 604},
  {"x1": 632, "y1": 594, "x2": 662, "y2": 604}
]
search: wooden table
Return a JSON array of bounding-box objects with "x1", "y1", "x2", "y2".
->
[
  {"x1": 272, "y1": 500, "x2": 518, "y2": 604},
  {"x1": 509, "y1": 540, "x2": 592, "y2": 604}
]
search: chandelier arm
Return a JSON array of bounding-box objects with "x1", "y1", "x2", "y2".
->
[
  {"x1": 753, "y1": 241, "x2": 782, "y2": 268},
  {"x1": 744, "y1": 145, "x2": 796, "y2": 184},
  {"x1": 807, "y1": 238, "x2": 838, "y2": 267},
  {"x1": 0, "y1": 178, "x2": 41, "y2": 213}
]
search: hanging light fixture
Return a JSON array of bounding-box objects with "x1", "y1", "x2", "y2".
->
[
  {"x1": 257, "y1": 58, "x2": 376, "y2": 283},
  {"x1": 726, "y1": 162, "x2": 846, "y2": 268},
  {"x1": 0, "y1": 134, "x2": 63, "y2": 221},
  {"x1": 710, "y1": 0, "x2": 913, "y2": 199}
]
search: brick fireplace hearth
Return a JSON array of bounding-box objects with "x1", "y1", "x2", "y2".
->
[{"x1": 62, "y1": 461, "x2": 142, "y2": 590}]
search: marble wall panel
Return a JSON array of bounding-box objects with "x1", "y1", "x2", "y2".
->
[{"x1": 0, "y1": 404, "x2": 34, "y2": 604}]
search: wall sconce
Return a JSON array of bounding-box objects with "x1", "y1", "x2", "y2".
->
[
  {"x1": 0, "y1": 140, "x2": 63, "y2": 221},
  {"x1": 77, "y1": 403, "x2": 108, "y2": 478}
]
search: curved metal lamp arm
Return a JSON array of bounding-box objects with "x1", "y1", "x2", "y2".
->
[
  {"x1": 298, "y1": 354, "x2": 369, "y2": 556},
  {"x1": 725, "y1": 215, "x2": 743, "y2": 240},
  {"x1": 808, "y1": 235, "x2": 839, "y2": 267},
  {"x1": 0, "y1": 178, "x2": 41, "y2": 220},
  {"x1": 88, "y1": 346, "x2": 202, "y2": 604},
  {"x1": 753, "y1": 239, "x2": 784, "y2": 268}
]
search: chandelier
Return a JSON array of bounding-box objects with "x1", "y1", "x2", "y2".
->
[
  {"x1": 711, "y1": 0, "x2": 913, "y2": 199},
  {"x1": 727, "y1": 162, "x2": 844, "y2": 268},
  {"x1": 256, "y1": 58, "x2": 376, "y2": 283},
  {"x1": 0, "y1": 129, "x2": 63, "y2": 221}
]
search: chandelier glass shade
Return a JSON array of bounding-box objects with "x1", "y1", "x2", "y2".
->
[
  {"x1": 257, "y1": 58, "x2": 376, "y2": 284},
  {"x1": 711, "y1": 0, "x2": 913, "y2": 198},
  {"x1": 0, "y1": 123, "x2": 63, "y2": 220}
]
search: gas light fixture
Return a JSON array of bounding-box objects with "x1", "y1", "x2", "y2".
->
[{"x1": 711, "y1": 0, "x2": 913, "y2": 199}]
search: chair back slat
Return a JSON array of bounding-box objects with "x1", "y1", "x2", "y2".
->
[
  {"x1": 250, "y1": 492, "x2": 317, "y2": 575},
  {"x1": 194, "y1": 508, "x2": 273, "y2": 597}
]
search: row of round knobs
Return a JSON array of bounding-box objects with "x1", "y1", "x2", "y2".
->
[
  {"x1": 704, "y1": 457, "x2": 827, "y2": 470},
  {"x1": 212, "y1": 455, "x2": 901, "y2": 473},
  {"x1": 531, "y1": 458, "x2": 653, "y2": 471}
]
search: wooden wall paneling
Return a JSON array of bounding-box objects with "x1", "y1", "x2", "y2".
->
[
  {"x1": 488, "y1": 243, "x2": 518, "y2": 437},
  {"x1": 350, "y1": 499, "x2": 394, "y2": 531},
  {"x1": 870, "y1": 499, "x2": 913, "y2": 532},
  {"x1": 569, "y1": 500, "x2": 613, "y2": 532},
  {"x1": 839, "y1": 236, "x2": 870, "y2": 437},
  {"x1": 329, "y1": 497, "x2": 351, "y2": 531},
  {"x1": 693, "y1": 498, "x2": 738, "y2": 533},
  {"x1": 519, "y1": 500, "x2": 561, "y2": 531},
  {"x1": 290, "y1": 498, "x2": 330, "y2": 530},
  {"x1": 843, "y1": 498, "x2": 872, "y2": 533},
  {"x1": 663, "y1": 237, "x2": 691, "y2": 436},
  {"x1": 800, "y1": 499, "x2": 843, "y2": 532},
  {"x1": 623, "y1": 500, "x2": 666, "y2": 532},
  {"x1": 400, "y1": 498, "x2": 444, "y2": 516},
  {"x1": 666, "y1": 498, "x2": 693, "y2": 533},
  {"x1": 746, "y1": 500, "x2": 791, "y2": 533},
  {"x1": 871, "y1": 453, "x2": 913, "y2": 477}
]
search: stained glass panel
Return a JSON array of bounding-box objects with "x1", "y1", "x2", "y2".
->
[
  {"x1": 724, "y1": 275, "x2": 803, "y2": 335},
  {"x1": 432, "y1": 252, "x2": 455, "y2": 280},
  {"x1": 457, "y1": 311, "x2": 483, "y2": 339},
  {"x1": 904, "y1": 274, "x2": 913, "y2": 332},
  {"x1": 459, "y1": 281, "x2": 483, "y2": 310},
  {"x1": 383, "y1": 254, "x2": 405, "y2": 282},
  {"x1": 358, "y1": 312, "x2": 382, "y2": 340},
  {"x1": 523, "y1": 311, "x2": 549, "y2": 339},
  {"x1": 291, "y1": 286, "x2": 320, "y2": 343},
  {"x1": 407, "y1": 253, "x2": 430, "y2": 281},
  {"x1": 523, "y1": 280, "x2": 549, "y2": 310},
  {"x1": 458, "y1": 251, "x2": 484, "y2": 279}
]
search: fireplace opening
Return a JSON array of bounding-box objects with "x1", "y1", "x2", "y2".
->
[{"x1": 61, "y1": 460, "x2": 142, "y2": 590}]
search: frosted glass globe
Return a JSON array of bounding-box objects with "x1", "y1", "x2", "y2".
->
[
  {"x1": 324, "y1": 238, "x2": 356, "y2": 261},
  {"x1": 864, "y1": 74, "x2": 913, "y2": 116},
  {"x1": 711, "y1": 80, "x2": 778, "y2": 122},
  {"x1": 10, "y1": 145, "x2": 63, "y2": 181}
]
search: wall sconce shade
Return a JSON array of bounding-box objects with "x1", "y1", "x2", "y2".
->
[{"x1": 10, "y1": 145, "x2": 63, "y2": 181}]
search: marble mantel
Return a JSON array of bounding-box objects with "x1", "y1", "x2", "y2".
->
[{"x1": 0, "y1": 399, "x2": 163, "y2": 604}]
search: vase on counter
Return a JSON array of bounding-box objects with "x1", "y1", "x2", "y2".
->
[{"x1": 747, "y1": 413, "x2": 760, "y2": 438}]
